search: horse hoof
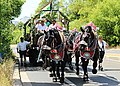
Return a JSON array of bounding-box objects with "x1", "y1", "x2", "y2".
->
[
  {"x1": 60, "y1": 77, "x2": 64, "y2": 83},
  {"x1": 53, "y1": 77, "x2": 57, "y2": 82},
  {"x1": 69, "y1": 66, "x2": 73, "y2": 70},
  {"x1": 76, "y1": 71, "x2": 79, "y2": 75},
  {"x1": 83, "y1": 74, "x2": 89, "y2": 81},
  {"x1": 99, "y1": 66, "x2": 103, "y2": 71},
  {"x1": 49, "y1": 67, "x2": 52, "y2": 72},
  {"x1": 92, "y1": 69, "x2": 97, "y2": 74},
  {"x1": 50, "y1": 74, "x2": 53, "y2": 77}
]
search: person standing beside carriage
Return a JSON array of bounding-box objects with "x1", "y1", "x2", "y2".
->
[
  {"x1": 98, "y1": 35, "x2": 108, "y2": 71},
  {"x1": 17, "y1": 37, "x2": 30, "y2": 66}
]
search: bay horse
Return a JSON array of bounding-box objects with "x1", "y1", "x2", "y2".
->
[
  {"x1": 76, "y1": 26, "x2": 99, "y2": 81},
  {"x1": 37, "y1": 29, "x2": 65, "y2": 83}
]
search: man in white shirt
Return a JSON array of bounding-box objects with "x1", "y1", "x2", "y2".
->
[
  {"x1": 17, "y1": 37, "x2": 30, "y2": 66},
  {"x1": 49, "y1": 20, "x2": 63, "y2": 31},
  {"x1": 35, "y1": 19, "x2": 47, "y2": 33},
  {"x1": 98, "y1": 36, "x2": 108, "y2": 71}
]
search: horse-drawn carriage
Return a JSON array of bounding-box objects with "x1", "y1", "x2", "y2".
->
[{"x1": 22, "y1": 1, "x2": 100, "y2": 83}]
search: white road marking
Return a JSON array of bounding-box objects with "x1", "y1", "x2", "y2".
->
[
  {"x1": 20, "y1": 67, "x2": 32, "y2": 86},
  {"x1": 64, "y1": 78, "x2": 76, "y2": 86},
  {"x1": 106, "y1": 57, "x2": 120, "y2": 63}
]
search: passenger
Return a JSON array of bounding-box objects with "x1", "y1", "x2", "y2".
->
[
  {"x1": 35, "y1": 19, "x2": 47, "y2": 34},
  {"x1": 45, "y1": 19, "x2": 51, "y2": 27},
  {"x1": 17, "y1": 37, "x2": 30, "y2": 66},
  {"x1": 98, "y1": 35, "x2": 109, "y2": 71},
  {"x1": 49, "y1": 19, "x2": 63, "y2": 31}
]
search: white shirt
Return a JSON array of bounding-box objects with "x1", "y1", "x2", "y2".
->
[
  {"x1": 35, "y1": 24, "x2": 47, "y2": 31},
  {"x1": 98, "y1": 40, "x2": 107, "y2": 51},
  {"x1": 49, "y1": 23, "x2": 62, "y2": 31},
  {"x1": 17, "y1": 41, "x2": 30, "y2": 51}
]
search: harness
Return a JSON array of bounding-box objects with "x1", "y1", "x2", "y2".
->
[{"x1": 99, "y1": 41, "x2": 104, "y2": 51}]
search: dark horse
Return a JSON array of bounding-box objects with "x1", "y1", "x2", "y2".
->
[
  {"x1": 75, "y1": 26, "x2": 99, "y2": 81},
  {"x1": 64, "y1": 30, "x2": 80, "y2": 70},
  {"x1": 37, "y1": 29, "x2": 65, "y2": 83}
]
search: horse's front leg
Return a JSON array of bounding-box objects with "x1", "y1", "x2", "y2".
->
[
  {"x1": 60, "y1": 60, "x2": 65, "y2": 83},
  {"x1": 51, "y1": 61, "x2": 57, "y2": 82},
  {"x1": 92, "y1": 49, "x2": 99, "y2": 74},
  {"x1": 81, "y1": 58, "x2": 89, "y2": 81},
  {"x1": 56, "y1": 61, "x2": 60, "y2": 79},
  {"x1": 75, "y1": 51, "x2": 80, "y2": 75},
  {"x1": 68, "y1": 53, "x2": 73, "y2": 70}
]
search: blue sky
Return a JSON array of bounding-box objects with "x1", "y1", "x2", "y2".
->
[{"x1": 15, "y1": 0, "x2": 41, "y2": 21}]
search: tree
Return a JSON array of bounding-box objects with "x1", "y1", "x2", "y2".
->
[
  {"x1": 88, "y1": 0, "x2": 120, "y2": 46},
  {"x1": 0, "y1": 0, "x2": 24, "y2": 57}
]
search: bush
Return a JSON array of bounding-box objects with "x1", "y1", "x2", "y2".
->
[{"x1": 0, "y1": 58, "x2": 15, "y2": 86}]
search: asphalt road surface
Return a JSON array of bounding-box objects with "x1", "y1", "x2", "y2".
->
[{"x1": 11, "y1": 45, "x2": 120, "y2": 86}]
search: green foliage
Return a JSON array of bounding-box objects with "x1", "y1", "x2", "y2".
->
[
  {"x1": 0, "y1": 0, "x2": 24, "y2": 57},
  {"x1": 88, "y1": 0, "x2": 120, "y2": 46},
  {"x1": 35, "y1": 0, "x2": 120, "y2": 46},
  {"x1": 64, "y1": 0, "x2": 120, "y2": 46}
]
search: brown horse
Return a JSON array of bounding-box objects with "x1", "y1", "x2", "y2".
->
[
  {"x1": 76, "y1": 26, "x2": 99, "y2": 81},
  {"x1": 37, "y1": 29, "x2": 65, "y2": 83}
]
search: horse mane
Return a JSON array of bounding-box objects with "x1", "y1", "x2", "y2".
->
[
  {"x1": 81, "y1": 26, "x2": 98, "y2": 51},
  {"x1": 89, "y1": 29, "x2": 98, "y2": 51}
]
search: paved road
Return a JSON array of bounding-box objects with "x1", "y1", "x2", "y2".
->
[{"x1": 11, "y1": 45, "x2": 120, "y2": 86}]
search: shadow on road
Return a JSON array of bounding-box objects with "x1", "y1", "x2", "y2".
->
[
  {"x1": 104, "y1": 68, "x2": 120, "y2": 71},
  {"x1": 90, "y1": 75, "x2": 120, "y2": 86},
  {"x1": 23, "y1": 82, "x2": 64, "y2": 86}
]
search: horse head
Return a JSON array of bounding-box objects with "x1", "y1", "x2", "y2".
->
[
  {"x1": 44, "y1": 28, "x2": 64, "y2": 61},
  {"x1": 66, "y1": 30, "x2": 79, "y2": 51},
  {"x1": 80, "y1": 26, "x2": 96, "y2": 51},
  {"x1": 80, "y1": 26, "x2": 98, "y2": 60}
]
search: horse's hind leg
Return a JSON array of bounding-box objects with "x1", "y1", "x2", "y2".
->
[{"x1": 81, "y1": 58, "x2": 89, "y2": 81}]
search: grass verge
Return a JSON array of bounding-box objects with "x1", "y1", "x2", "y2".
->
[{"x1": 0, "y1": 58, "x2": 15, "y2": 86}]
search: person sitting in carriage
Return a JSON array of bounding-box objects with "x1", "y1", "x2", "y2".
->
[
  {"x1": 35, "y1": 19, "x2": 47, "y2": 35},
  {"x1": 48, "y1": 19, "x2": 63, "y2": 31}
]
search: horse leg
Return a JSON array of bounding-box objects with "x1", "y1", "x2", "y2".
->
[
  {"x1": 60, "y1": 61, "x2": 65, "y2": 83},
  {"x1": 75, "y1": 51, "x2": 80, "y2": 75},
  {"x1": 49, "y1": 60, "x2": 53, "y2": 77},
  {"x1": 52, "y1": 61, "x2": 57, "y2": 82},
  {"x1": 69, "y1": 53, "x2": 73, "y2": 70},
  {"x1": 92, "y1": 49, "x2": 99, "y2": 74},
  {"x1": 81, "y1": 58, "x2": 89, "y2": 81},
  {"x1": 56, "y1": 61, "x2": 60, "y2": 79}
]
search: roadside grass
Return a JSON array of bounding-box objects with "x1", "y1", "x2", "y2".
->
[{"x1": 0, "y1": 58, "x2": 15, "y2": 86}]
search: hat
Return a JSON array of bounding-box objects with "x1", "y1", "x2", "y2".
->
[
  {"x1": 20, "y1": 37, "x2": 24, "y2": 40},
  {"x1": 52, "y1": 19, "x2": 56, "y2": 22}
]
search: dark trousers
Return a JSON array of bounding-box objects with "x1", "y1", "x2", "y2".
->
[
  {"x1": 19, "y1": 50, "x2": 26, "y2": 65},
  {"x1": 99, "y1": 51, "x2": 105, "y2": 63}
]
